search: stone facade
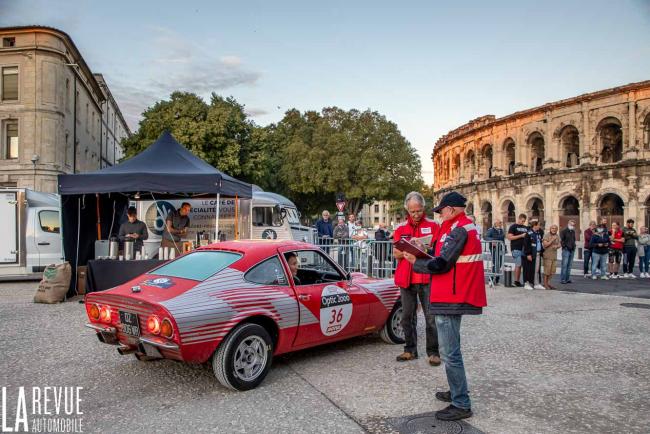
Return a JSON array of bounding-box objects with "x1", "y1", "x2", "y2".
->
[
  {"x1": 0, "y1": 26, "x2": 130, "y2": 193},
  {"x1": 361, "y1": 200, "x2": 405, "y2": 229},
  {"x1": 432, "y1": 80, "x2": 650, "y2": 239}
]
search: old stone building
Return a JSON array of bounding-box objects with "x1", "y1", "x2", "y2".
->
[
  {"x1": 0, "y1": 26, "x2": 129, "y2": 193},
  {"x1": 432, "y1": 80, "x2": 650, "y2": 245}
]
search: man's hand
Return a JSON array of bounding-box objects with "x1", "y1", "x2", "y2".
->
[
  {"x1": 527, "y1": 255, "x2": 532, "y2": 261},
  {"x1": 403, "y1": 252, "x2": 417, "y2": 264},
  {"x1": 129, "y1": 233, "x2": 139, "y2": 239}
]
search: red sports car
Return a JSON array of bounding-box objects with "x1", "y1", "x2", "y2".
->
[{"x1": 85, "y1": 240, "x2": 404, "y2": 390}]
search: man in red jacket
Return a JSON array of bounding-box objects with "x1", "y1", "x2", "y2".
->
[
  {"x1": 403, "y1": 191, "x2": 487, "y2": 421},
  {"x1": 393, "y1": 191, "x2": 441, "y2": 366}
]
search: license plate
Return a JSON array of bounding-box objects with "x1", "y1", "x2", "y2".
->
[{"x1": 119, "y1": 310, "x2": 140, "y2": 337}]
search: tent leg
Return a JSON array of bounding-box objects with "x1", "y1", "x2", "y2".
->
[{"x1": 215, "y1": 193, "x2": 220, "y2": 242}]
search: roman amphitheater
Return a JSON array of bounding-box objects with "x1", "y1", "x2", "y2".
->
[{"x1": 432, "y1": 80, "x2": 650, "y2": 246}]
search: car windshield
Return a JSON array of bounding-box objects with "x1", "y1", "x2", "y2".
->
[{"x1": 150, "y1": 251, "x2": 241, "y2": 281}]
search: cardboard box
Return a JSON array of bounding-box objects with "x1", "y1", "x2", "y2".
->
[{"x1": 77, "y1": 266, "x2": 87, "y2": 295}]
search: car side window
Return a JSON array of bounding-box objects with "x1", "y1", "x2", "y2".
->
[
  {"x1": 245, "y1": 256, "x2": 288, "y2": 286},
  {"x1": 296, "y1": 250, "x2": 345, "y2": 282},
  {"x1": 39, "y1": 210, "x2": 60, "y2": 233}
]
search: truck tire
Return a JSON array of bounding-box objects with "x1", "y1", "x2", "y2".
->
[
  {"x1": 379, "y1": 301, "x2": 405, "y2": 344},
  {"x1": 212, "y1": 323, "x2": 273, "y2": 391}
]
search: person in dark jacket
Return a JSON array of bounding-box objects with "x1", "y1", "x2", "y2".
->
[
  {"x1": 522, "y1": 220, "x2": 541, "y2": 290},
  {"x1": 484, "y1": 220, "x2": 505, "y2": 284},
  {"x1": 559, "y1": 220, "x2": 577, "y2": 284},
  {"x1": 403, "y1": 191, "x2": 486, "y2": 422},
  {"x1": 622, "y1": 219, "x2": 638, "y2": 278},
  {"x1": 118, "y1": 206, "x2": 149, "y2": 253},
  {"x1": 589, "y1": 224, "x2": 610, "y2": 279},
  {"x1": 316, "y1": 210, "x2": 334, "y2": 252},
  {"x1": 583, "y1": 221, "x2": 596, "y2": 277}
]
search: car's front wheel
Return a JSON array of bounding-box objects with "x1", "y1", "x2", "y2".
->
[
  {"x1": 212, "y1": 323, "x2": 273, "y2": 391},
  {"x1": 379, "y1": 301, "x2": 405, "y2": 344}
]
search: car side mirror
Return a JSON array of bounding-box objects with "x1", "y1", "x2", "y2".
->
[{"x1": 345, "y1": 271, "x2": 352, "y2": 281}]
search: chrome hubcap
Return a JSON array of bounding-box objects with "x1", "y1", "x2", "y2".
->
[
  {"x1": 233, "y1": 336, "x2": 268, "y2": 382},
  {"x1": 392, "y1": 306, "x2": 404, "y2": 340}
]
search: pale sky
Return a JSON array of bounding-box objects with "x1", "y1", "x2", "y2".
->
[{"x1": 2, "y1": 0, "x2": 650, "y2": 184}]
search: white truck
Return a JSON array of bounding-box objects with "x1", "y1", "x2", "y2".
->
[
  {"x1": 0, "y1": 188, "x2": 62, "y2": 280},
  {"x1": 135, "y1": 190, "x2": 316, "y2": 259}
]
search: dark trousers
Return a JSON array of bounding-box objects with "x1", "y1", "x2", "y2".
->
[
  {"x1": 522, "y1": 253, "x2": 536, "y2": 285},
  {"x1": 583, "y1": 248, "x2": 592, "y2": 274},
  {"x1": 400, "y1": 284, "x2": 439, "y2": 357},
  {"x1": 624, "y1": 246, "x2": 637, "y2": 274}
]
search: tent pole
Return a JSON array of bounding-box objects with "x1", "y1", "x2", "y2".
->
[
  {"x1": 96, "y1": 193, "x2": 101, "y2": 240},
  {"x1": 215, "y1": 193, "x2": 220, "y2": 242},
  {"x1": 235, "y1": 194, "x2": 239, "y2": 240}
]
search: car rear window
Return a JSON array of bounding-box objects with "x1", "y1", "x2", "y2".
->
[{"x1": 150, "y1": 251, "x2": 241, "y2": 281}]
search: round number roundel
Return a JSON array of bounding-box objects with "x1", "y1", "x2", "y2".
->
[{"x1": 319, "y1": 285, "x2": 353, "y2": 336}]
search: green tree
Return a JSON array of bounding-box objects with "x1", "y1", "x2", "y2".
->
[
  {"x1": 121, "y1": 92, "x2": 275, "y2": 186},
  {"x1": 270, "y1": 107, "x2": 423, "y2": 217}
]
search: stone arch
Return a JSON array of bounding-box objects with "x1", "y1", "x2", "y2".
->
[
  {"x1": 466, "y1": 201, "x2": 475, "y2": 217},
  {"x1": 465, "y1": 150, "x2": 476, "y2": 181},
  {"x1": 481, "y1": 144, "x2": 494, "y2": 178},
  {"x1": 643, "y1": 113, "x2": 650, "y2": 150},
  {"x1": 559, "y1": 195, "x2": 581, "y2": 234},
  {"x1": 598, "y1": 192, "x2": 625, "y2": 227},
  {"x1": 500, "y1": 199, "x2": 516, "y2": 225},
  {"x1": 453, "y1": 151, "x2": 461, "y2": 183},
  {"x1": 559, "y1": 125, "x2": 580, "y2": 168},
  {"x1": 525, "y1": 195, "x2": 545, "y2": 226},
  {"x1": 596, "y1": 116, "x2": 623, "y2": 163},
  {"x1": 503, "y1": 138, "x2": 516, "y2": 175},
  {"x1": 526, "y1": 131, "x2": 545, "y2": 172},
  {"x1": 645, "y1": 195, "x2": 650, "y2": 229},
  {"x1": 481, "y1": 200, "x2": 493, "y2": 232}
]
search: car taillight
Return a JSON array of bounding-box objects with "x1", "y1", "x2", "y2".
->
[
  {"x1": 147, "y1": 315, "x2": 161, "y2": 334},
  {"x1": 99, "y1": 305, "x2": 112, "y2": 323},
  {"x1": 89, "y1": 304, "x2": 100, "y2": 321},
  {"x1": 161, "y1": 318, "x2": 173, "y2": 338}
]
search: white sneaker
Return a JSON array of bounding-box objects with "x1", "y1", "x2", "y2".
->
[
  {"x1": 592, "y1": 276, "x2": 598, "y2": 280},
  {"x1": 601, "y1": 275, "x2": 609, "y2": 280},
  {"x1": 584, "y1": 273, "x2": 590, "y2": 278},
  {"x1": 534, "y1": 284, "x2": 545, "y2": 290},
  {"x1": 644, "y1": 272, "x2": 650, "y2": 278},
  {"x1": 524, "y1": 283, "x2": 534, "y2": 290},
  {"x1": 629, "y1": 273, "x2": 637, "y2": 279}
]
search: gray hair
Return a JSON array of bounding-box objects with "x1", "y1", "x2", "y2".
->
[{"x1": 404, "y1": 191, "x2": 425, "y2": 210}]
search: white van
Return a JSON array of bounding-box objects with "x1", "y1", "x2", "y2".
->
[
  {"x1": 136, "y1": 191, "x2": 316, "y2": 259},
  {"x1": 0, "y1": 189, "x2": 62, "y2": 280}
]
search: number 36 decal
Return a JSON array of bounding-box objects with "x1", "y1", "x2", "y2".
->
[{"x1": 320, "y1": 285, "x2": 353, "y2": 336}]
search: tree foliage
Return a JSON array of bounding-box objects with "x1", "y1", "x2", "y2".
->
[{"x1": 121, "y1": 94, "x2": 423, "y2": 220}]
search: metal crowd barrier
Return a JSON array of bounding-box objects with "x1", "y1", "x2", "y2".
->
[{"x1": 313, "y1": 236, "x2": 506, "y2": 284}]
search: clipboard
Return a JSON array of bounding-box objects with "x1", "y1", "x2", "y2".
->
[{"x1": 393, "y1": 239, "x2": 433, "y2": 259}]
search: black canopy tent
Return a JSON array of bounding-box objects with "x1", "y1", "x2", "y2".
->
[{"x1": 58, "y1": 131, "x2": 252, "y2": 296}]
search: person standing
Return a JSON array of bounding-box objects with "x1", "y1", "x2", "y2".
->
[
  {"x1": 161, "y1": 202, "x2": 191, "y2": 257},
  {"x1": 507, "y1": 214, "x2": 528, "y2": 286},
  {"x1": 622, "y1": 219, "x2": 638, "y2": 278},
  {"x1": 522, "y1": 220, "x2": 540, "y2": 290},
  {"x1": 542, "y1": 224, "x2": 561, "y2": 289},
  {"x1": 583, "y1": 221, "x2": 596, "y2": 278},
  {"x1": 637, "y1": 227, "x2": 650, "y2": 278},
  {"x1": 333, "y1": 215, "x2": 350, "y2": 269},
  {"x1": 402, "y1": 191, "x2": 487, "y2": 421},
  {"x1": 559, "y1": 220, "x2": 577, "y2": 284},
  {"x1": 374, "y1": 223, "x2": 391, "y2": 278},
  {"x1": 393, "y1": 191, "x2": 441, "y2": 366},
  {"x1": 533, "y1": 222, "x2": 545, "y2": 289},
  {"x1": 118, "y1": 206, "x2": 149, "y2": 253},
  {"x1": 589, "y1": 224, "x2": 610, "y2": 280},
  {"x1": 608, "y1": 222, "x2": 624, "y2": 278},
  {"x1": 316, "y1": 210, "x2": 333, "y2": 252},
  {"x1": 484, "y1": 220, "x2": 505, "y2": 284}
]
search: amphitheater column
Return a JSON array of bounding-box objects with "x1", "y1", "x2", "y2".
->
[{"x1": 627, "y1": 92, "x2": 637, "y2": 159}]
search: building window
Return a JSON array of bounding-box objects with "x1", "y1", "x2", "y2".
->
[
  {"x1": 374, "y1": 204, "x2": 379, "y2": 213},
  {"x1": 65, "y1": 79, "x2": 70, "y2": 112},
  {"x1": 3, "y1": 37, "x2": 16, "y2": 47},
  {"x1": 1, "y1": 66, "x2": 19, "y2": 101},
  {"x1": 85, "y1": 104, "x2": 89, "y2": 132},
  {"x1": 4, "y1": 121, "x2": 18, "y2": 159}
]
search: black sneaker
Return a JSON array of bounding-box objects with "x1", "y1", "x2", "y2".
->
[
  {"x1": 514, "y1": 281, "x2": 523, "y2": 287},
  {"x1": 435, "y1": 391, "x2": 451, "y2": 402},
  {"x1": 435, "y1": 404, "x2": 472, "y2": 421}
]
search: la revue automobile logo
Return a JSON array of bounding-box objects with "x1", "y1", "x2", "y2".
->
[
  {"x1": 1, "y1": 386, "x2": 83, "y2": 433},
  {"x1": 319, "y1": 285, "x2": 352, "y2": 336}
]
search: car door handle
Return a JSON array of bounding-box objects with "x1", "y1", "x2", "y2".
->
[
  {"x1": 298, "y1": 294, "x2": 310, "y2": 301},
  {"x1": 38, "y1": 242, "x2": 50, "y2": 246}
]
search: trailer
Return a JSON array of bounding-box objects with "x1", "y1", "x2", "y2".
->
[{"x1": 0, "y1": 189, "x2": 62, "y2": 280}]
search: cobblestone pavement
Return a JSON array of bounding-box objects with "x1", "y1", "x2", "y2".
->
[{"x1": 1, "y1": 281, "x2": 649, "y2": 433}]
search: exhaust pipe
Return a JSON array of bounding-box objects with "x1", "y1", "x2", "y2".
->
[{"x1": 117, "y1": 345, "x2": 135, "y2": 355}]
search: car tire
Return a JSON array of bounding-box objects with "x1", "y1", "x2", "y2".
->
[
  {"x1": 379, "y1": 301, "x2": 405, "y2": 344},
  {"x1": 212, "y1": 323, "x2": 273, "y2": 391}
]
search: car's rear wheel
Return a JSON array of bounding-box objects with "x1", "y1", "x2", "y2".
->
[
  {"x1": 379, "y1": 301, "x2": 405, "y2": 344},
  {"x1": 212, "y1": 323, "x2": 273, "y2": 391}
]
